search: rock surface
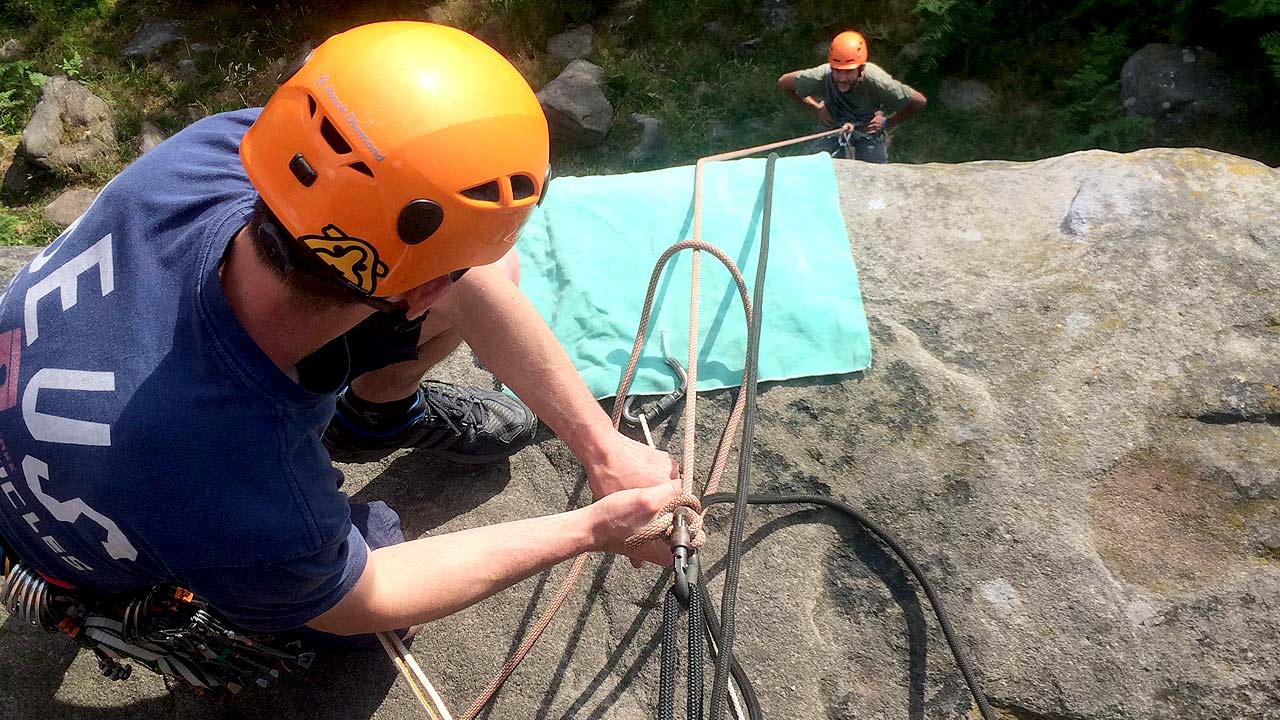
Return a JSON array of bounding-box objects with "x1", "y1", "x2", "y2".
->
[
  {"x1": 760, "y1": 0, "x2": 795, "y2": 31},
  {"x1": 120, "y1": 18, "x2": 184, "y2": 59},
  {"x1": 547, "y1": 24, "x2": 593, "y2": 62},
  {"x1": 0, "y1": 148, "x2": 1276, "y2": 720},
  {"x1": 626, "y1": 112, "x2": 669, "y2": 163},
  {"x1": 1121, "y1": 44, "x2": 1241, "y2": 136},
  {"x1": 137, "y1": 121, "x2": 167, "y2": 155},
  {"x1": 537, "y1": 60, "x2": 614, "y2": 147},
  {"x1": 41, "y1": 187, "x2": 99, "y2": 228},
  {"x1": 17, "y1": 76, "x2": 117, "y2": 175},
  {"x1": 0, "y1": 38, "x2": 26, "y2": 61},
  {"x1": 938, "y1": 77, "x2": 994, "y2": 112}
]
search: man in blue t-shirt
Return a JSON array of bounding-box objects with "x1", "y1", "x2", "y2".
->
[{"x1": 0, "y1": 22, "x2": 680, "y2": 643}]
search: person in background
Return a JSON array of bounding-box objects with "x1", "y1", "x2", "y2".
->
[{"x1": 778, "y1": 30, "x2": 927, "y2": 162}]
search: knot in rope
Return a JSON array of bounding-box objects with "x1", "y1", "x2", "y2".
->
[{"x1": 624, "y1": 494, "x2": 705, "y2": 550}]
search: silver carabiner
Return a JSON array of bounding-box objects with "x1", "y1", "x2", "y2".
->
[{"x1": 621, "y1": 354, "x2": 688, "y2": 427}]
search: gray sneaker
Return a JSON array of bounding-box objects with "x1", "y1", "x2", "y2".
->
[{"x1": 324, "y1": 381, "x2": 537, "y2": 464}]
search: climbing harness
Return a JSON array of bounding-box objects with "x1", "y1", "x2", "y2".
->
[{"x1": 0, "y1": 540, "x2": 314, "y2": 694}]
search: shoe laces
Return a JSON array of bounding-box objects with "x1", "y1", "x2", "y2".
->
[{"x1": 420, "y1": 385, "x2": 481, "y2": 434}]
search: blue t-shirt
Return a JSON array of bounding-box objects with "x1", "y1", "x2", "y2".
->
[{"x1": 0, "y1": 110, "x2": 366, "y2": 632}]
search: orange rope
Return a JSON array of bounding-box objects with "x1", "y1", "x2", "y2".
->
[{"x1": 456, "y1": 125, "x2": 852, "y2": 719}]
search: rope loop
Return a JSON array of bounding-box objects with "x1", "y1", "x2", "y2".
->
[{"x1": 624, "y1": 494, "x2": 705, "y2": 550}]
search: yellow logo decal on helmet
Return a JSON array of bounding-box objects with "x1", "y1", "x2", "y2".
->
[{"x1": 299, "y1": 225, "x2": 389, "y2": 295}]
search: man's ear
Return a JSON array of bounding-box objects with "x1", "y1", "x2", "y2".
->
[{"x1": 397, "y1": 274, "x2": 454, "y2": 320}]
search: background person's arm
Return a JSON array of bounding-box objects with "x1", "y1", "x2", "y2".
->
[
  {"x1": 778, "y1": 71, "x2": 834, "y2": 124},
  {"x1": 885, "y1": 89, "x2": 927, "y2": 131}
]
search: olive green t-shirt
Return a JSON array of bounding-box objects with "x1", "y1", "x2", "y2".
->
[{"x1": 794, "y1": 62, "x2": 912, "y2": 117}]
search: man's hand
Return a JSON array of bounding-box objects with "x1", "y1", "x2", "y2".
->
[
  {"x1": 860, "y1": 111, "x2": 886, "y2": 135},
  {"x1": 587, "y1": 432, "x2": 679, "y2": 499},
  {"x1": 588, "y1": 481, "x2": 685, "y2": 566},
  {"x1": 816, "y1": 103, "x2": 834, "y2": 126}
]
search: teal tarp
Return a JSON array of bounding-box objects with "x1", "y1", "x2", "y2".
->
[{"x1": 515, "y1": 153, "x2": 871, "y2": 400}]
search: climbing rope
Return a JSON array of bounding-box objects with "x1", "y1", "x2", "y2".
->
[
  {"x1": 393, "y1": 125, "x2": 862, "y2": 720},
  {"x1": 447, "y1": 126, "x2": 858, "y2": 720},
  {"x1": 378, "y1": 630, "x2": 453, "y2": 720}
]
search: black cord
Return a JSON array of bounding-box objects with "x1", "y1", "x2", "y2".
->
[
  {"x1": 655, "y1": 152, "x2": 995, "y2": 720},
  {"x1": 707, "y1": 151, "x2": 779, "y2": 720},
  {"x1": 701, "y1": 493, "x2": 997, "y2": 720},
  {"x1": 688, "y1": 582, "x2": 705, "y2": 720},
  {"x1": 659, "y1": 588, "x2": 679, "y2": 720},
  {"x1": 698, "y1": 581, "x2": 764, "y2": 720}
]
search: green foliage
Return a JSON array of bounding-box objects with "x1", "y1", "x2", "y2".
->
[
  {"x1": 0, "y1": 206, "x2": 20, "y2": 241},
  {"x1": 2, "y1": 0, "x2": 116, "y2": 29},
  {"x1": 1217, "y1": 0, "x2": 1280, "y2": 18},
  {"x1": 59, "y1": 49, "x2": 84, "y2": 78},
  {"x1": 1059, "y1": 27, "x2": 1151, "y2": 150},
  {"x1": 1218, "y1": 0, "x2": 1280, "y2": 83},
  {"x1": 1263, "y1": 31, "x2": 1280, "y2": 82},
  {"x1": 911, "y1": 0, "x2": 993, "y2": 74},
  {"x1": 0, "y1": 203, "x2": 57, "y2": 246},
  {"x1": 0, "y1": 60, "x2": 49, "y2": 134},
  {"x1": 486, "y1": 0, "x2": 607, "y2": 49}
]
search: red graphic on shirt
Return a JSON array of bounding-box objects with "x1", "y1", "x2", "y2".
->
[{"x1": 0, "y1": 328, "x2": 21, "y2": 412}]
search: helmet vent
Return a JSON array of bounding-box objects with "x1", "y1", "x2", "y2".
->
[
  {"x1": 319, "y1": 116, "x2": 352, "y2": 155},
  {"x1": 510, "y1": 174, "x2": 536, "y2": 201},
  {"x1": 306, "y1": 95, "x2": 317, "y2": 118},
  {"x1": 348, "y1": 161, "x2": 374, "y2": 178},
  {"x1": 460, "y1": 180, "x2": 501, "y2": 203}
]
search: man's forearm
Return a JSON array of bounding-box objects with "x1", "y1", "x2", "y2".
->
[
  {"x1": 885, "y1": 91, "x2": 927, "y2": 131},
  {"x1": 309, "y1": 508, "x2": 595, "y2": 635},
  {"x1": 437, "y1": 263, "x2": 617, "y2": 469},
  {"x1": 778, "y1": 73, "x2": 823, "y2": 115},
  {"x1": 365, "y1": 510, "x2": 591, "y2": 628},
  {"x1": 306, "y1": 481, "x2": 682, "y2": 636}
]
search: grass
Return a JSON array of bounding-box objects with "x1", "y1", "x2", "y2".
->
[{"x1": 1, "y1": 0, "x2": 1277, "y2": 245}]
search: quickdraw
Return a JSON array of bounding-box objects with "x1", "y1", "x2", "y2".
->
[{"x1": 1, "y1": 542, "x2": 313, "y2": 694}]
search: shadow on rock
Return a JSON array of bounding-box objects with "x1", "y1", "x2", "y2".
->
[{"x1": 347, "y1": 449, "x2": 514, "y2": 541}]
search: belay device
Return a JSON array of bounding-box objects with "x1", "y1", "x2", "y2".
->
[{"x1": 1, "y1": 540, "x2": 314, "y2": 694}]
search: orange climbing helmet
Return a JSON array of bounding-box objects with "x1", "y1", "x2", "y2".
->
[
  {"x1": 240, "y1": 21, "x2": 550, "y2": 298},
  {"x1": 828, "y1": 30, "x2": 868, "y2": 70}
]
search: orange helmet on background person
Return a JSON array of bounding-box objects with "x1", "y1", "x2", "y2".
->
[
  {"x1": 828, "y1": 30, "x2": 869, "y2": 70},
  {"x1": 240, "y1": 21, "x2": 550, "y2": 298}
]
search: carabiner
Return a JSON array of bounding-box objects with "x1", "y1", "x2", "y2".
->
[
  {"x1": 622, "y1": 355, "x2": 688, "y2": 427},
  {"x1": 670, "y1": 507, "x2": 700, "y2": 603}
]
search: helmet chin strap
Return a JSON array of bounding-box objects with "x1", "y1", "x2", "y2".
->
[{"x1": 256, "y1": 220, "x2": 420, "y2": 324}]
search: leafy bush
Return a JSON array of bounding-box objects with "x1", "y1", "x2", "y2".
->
[
  {"x1": 1264, "y1": 30, "x2": 1280, "y2": 81},
  {"x1": 0, "y1": 207, "x2": 20, "y2": 241},
  {"x1": 0, "y1": 60, "x2": 48, "y2": 134},
  {"x1": 1219, "y1": 0, "x2": 1280, "y2": 84},
  {"x1": 1059, "y1": 27, "x2": 1152, "y2": 151}
]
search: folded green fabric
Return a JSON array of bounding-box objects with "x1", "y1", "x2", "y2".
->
[{"x1": 516, "y1": 152, "x2": 871, "y2": 400}]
